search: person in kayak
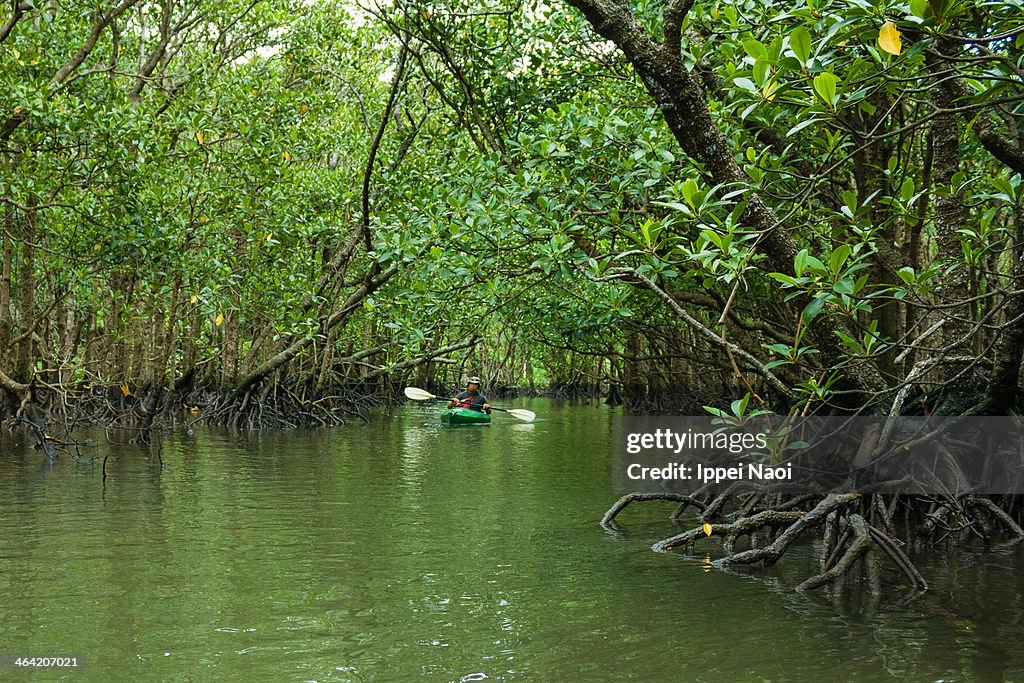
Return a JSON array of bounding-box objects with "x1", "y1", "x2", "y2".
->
[{"x1": 448, "y1": 376, "x2": 491, "y2": 414}]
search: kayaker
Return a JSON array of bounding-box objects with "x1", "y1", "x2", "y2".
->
[{"x1": 448, "y1": 376, "x2": 491, "y2": 414}]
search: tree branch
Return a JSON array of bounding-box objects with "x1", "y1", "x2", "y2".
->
[
  {"x1": 662, "y1": 0, "x2": 694, "y2": 56},
  {"x1": 615, "y1": 267, "x2": 798, "y2": 400},
  {"x1": 362, "y1": 43, "x2": 409, "y2": 252},
  {"x1": 0, "y1": 1, "x2": 29, "y2": 46},
  {"x1": 932, "y1": 48, "x2": 1024, "y2": 175}
]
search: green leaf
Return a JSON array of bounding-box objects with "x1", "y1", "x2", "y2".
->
[
  {"x1": 768, "y1": 272, "x2": 801, "y2": 287},
  {"x1": 743, "y1": 39, "x2": 768, "y2": 60},
  {"x1": 790, "y1": 27, "x2": 812, "y2": 66},
  {"x1": 990, "y1": 176, "x2": 1015, "y2": 198},
  {"x1": 835, "y1": 330, "x2": 862, "y2": 351},
  {"x1": 753, "y1": 60, "x2": 771, "y2": 87},
  {"x1": 909, "y1": 0, "x2": 931, "y2": 19},
  {"x1": 833, "y1": 278, "x2": 855, "y2": 295},
  {"x1": 681, "y1": 178, "x2": 699, "y2": 208},
  {"x1": 701, "y1": 228, "x2": 724, "y2": 250},
  {"x1": 830, "y1": 244, "x2": 851, "y2": 275},
  {"x1": 802, "y1": 295, "x2": 827, "y2": 325},
  {"x1": 897, "y1": 266, "x2": 916, "y2": 285},
  {"x1": 795, "y1": 248, "x2": 808, "y2": 277},
  {"x1": 803, "y1": 254, "x2": 828, "y2": 275},
  {"x1": 731, "y1": 397, "x2": 744, "y2": 417},
  {"x1": 764, "y1": 342, "x2": 794, "y2": 355},
  {"x1": 703, "y1": 406, "x2": 730, "y2": 418},
  {"x1": 733, "y1": 77, "x2": 758, "y2": 94},
  {"x1": 652, "y1": 201, "x2": 691, "y2": 214},
  {"x1": 900, "y1": 177, "x2": 915, "y2": 202},
  {"x1": 812, "y1": 72, "x2": 839, "y2": 106},
  {"x1": 787, "y1": 118, "x2": 820, "y2": 137}
]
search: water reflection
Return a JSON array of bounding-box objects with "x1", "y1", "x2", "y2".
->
[{"x1": 1, "y1": 400, "x2": 1023, "y2": 681}]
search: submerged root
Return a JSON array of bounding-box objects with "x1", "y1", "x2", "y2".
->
[
  {"x1": 605, "y1": 490, "x2": 1024, "y2": 604},
  {"x1": 797, "y1": 514, "x2": 873, "y2": 591},
  {"x1": 652, "y1": 509, "x2": 803, "y2": 554},
  {"x1": 711, "y1": 493, "x2": 859, "y2": 568},
  {"x1": 2, "y1": 378, "x2": 393, "y2": 433}
]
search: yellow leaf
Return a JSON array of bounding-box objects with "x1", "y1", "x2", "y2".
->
[
  {"x1": 265, "y1": 232, "x2": 273, "y2": 242},
  {"x1": 120, "y1": 383, "x2": 130, "y2": 397},
  {"x1": 283, "y1": 150, "x2": 291, "y2": 161},
  {"x1": 702, "y1": 523, "x2": 713, "y2": 536},
  {"x1": 878, "y1": 22, "x2": 902, "y2": 56},
  {"x1": 190, "y1": 295, "x2": 198, "y2": 304},
  {"x1": 195, "y1": 131, "x2": 205, "y2": 144},
  {"x1": 215, "y1": 312, "x2": 224, "y2": 327},
  {"x1": 762, "y1": 81, "x2": 778, "y2": 101}
]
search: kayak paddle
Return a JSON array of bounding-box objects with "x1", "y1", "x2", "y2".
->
[{"x1": 403, "y1": 386, "x2": 536, "y2": 422}]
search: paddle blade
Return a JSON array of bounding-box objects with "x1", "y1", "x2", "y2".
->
[
  {"x1": 404, "y1": 387, "x2": 437, "y2": 401},
  {"x1": 505, "y1": 408, "x2": 536, "y2": 422}
]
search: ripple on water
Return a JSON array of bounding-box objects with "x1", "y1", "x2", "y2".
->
[{"x1": 1, "y1": 403, "x2": 1024, "y2": 681}]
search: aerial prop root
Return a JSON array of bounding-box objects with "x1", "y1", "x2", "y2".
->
[
  {"x1": 600, "y1": 492, "x2": 704, "y2": 527},
  {"x1": 653, "y1": 508, "x2": 804, "y2": 554},
  {"x1": 795, "y1": 513, "x2": 928, "y2": 593},
  {"x1": 961, "y1": 495, "x2": 1024, "y2": 539}
]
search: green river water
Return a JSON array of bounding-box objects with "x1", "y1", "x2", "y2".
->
[{"x1": 1, "y1": 399, "x2": 1023, "y2": 681}]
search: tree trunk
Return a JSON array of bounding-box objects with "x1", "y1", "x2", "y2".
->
[
  {"x1": 59, "y1": 287, "x2": 77, "y2": 385},
  {"x1": 986, "y1": 252, "x2": 1024, "y2": 409},
  {"x1": 161, "y1": 275, "x2": 181, "y2": 383},
  {"x1": 929, "y1": 106, "x2": 972, "y2": 361},
  {"x1": 15, "y1": 198, "x2": 36, "y2": 382},
  {"x1": 221, "y1": 236, "x2": 246, "y2": 386},
  {"x1": 0, "y1": 210, "x2": 12, "y2": 368},
  {"x1": 230, "y1": 265, "x2": 398, "y2": 399}
]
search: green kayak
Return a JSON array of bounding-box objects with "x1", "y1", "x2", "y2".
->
[{"x1": 441, "y1": 407, "x2": 492, "y2": 425}]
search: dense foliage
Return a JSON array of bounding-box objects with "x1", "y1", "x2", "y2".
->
[{"x1": 1, "y1": 0, "x2": 1023, "y2": 418}]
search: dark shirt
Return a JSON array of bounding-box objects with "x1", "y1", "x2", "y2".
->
[{"x1": 454, "y1": 390, "x2": 488, "y2": 412}]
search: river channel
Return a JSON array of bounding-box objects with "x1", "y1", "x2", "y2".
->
[{"x1": 1, "y1": 399, "x2": 1022, "y2": 681}]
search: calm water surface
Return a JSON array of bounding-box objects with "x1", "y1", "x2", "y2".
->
[{"x1": 1, "y1": 399, "x2": 1023, "y2": 681}]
